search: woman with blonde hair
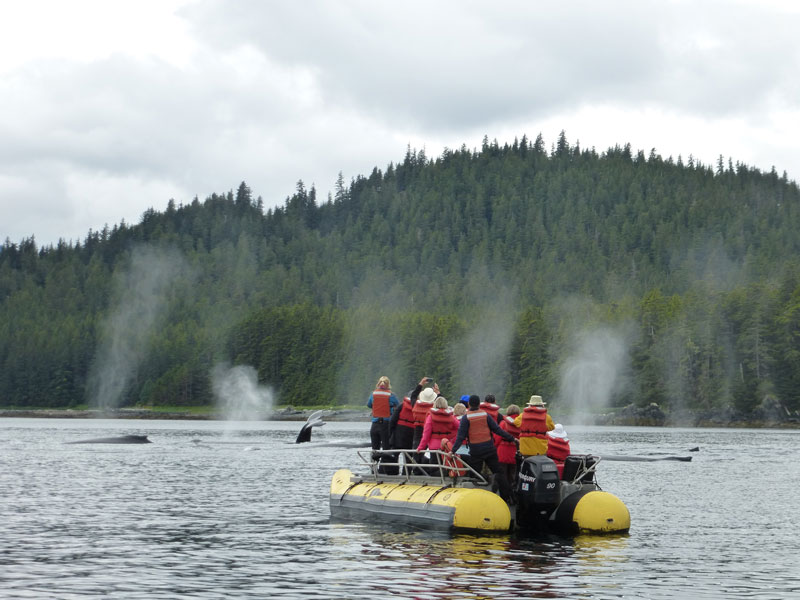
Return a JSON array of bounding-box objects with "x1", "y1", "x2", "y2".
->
[{"x1": 367, "y1": 375, "x2": 399, "y2": 473}]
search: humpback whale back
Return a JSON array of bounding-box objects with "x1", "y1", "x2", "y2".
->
[{"x1": 67, "y1": 435, "x2": 152, "y2": 444}]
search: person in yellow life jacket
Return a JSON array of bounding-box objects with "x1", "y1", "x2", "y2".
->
[
  {"x1": 451, "y1": 395, "x2": 517, "y2": 503},
  {"x1": 367, "y1": 376, "x2": 399, "y2": 471},
  {"x1": 546, "y1": 423, "x2": 571, "y2": 478},
  {"x1": 514, "y1": 395, "x2": 555, "y2": 456},
  {"x1": 480, "y1": 394, "x2": 501, "y2": 424}
]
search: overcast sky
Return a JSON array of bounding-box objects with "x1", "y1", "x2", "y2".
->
[{"x1": 2, "y1": 0, "x2": 798, "y2": 247}]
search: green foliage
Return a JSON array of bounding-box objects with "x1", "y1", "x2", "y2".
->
[{"x1": 2, "y1": 143, "x2": 800, "y2": 414}]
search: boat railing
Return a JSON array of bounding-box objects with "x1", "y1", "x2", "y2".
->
[
  {"x1": 564, "y1": 455, "x2": 601, "y2": 485},
  {"x1": 355, "y1": 448, "x2": 490, "y2": 486}
]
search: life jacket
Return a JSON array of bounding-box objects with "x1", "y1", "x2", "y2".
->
[
  {"x1": 519, "y1": 406, "x2": 548, "y2": 440},
  {"x1": 371, "y1": 389, "x2": 392, "y2": 419},
  {"x1": 396, "y1": 396, "x2": 415, "y2": 429},
  {"x1": 413, "y1": 400, "x2": 434, "y2": 428},
  {"x1": 480, "y1": 402, "x2": 500, "y2": 422},
  {"x1": 500, "y1": 415, "x2": 521, "y2": 438},
  {"x1": 466, "y1": 410, "x2": 491, "y2": 444},
  {"x1": 429, "y1": 407, "x2": 455, "y2": 442},
  {"x1": 546, "y1": 436, "x2": 571, "y2": 463},
  {"x1": 440, "y1": 438, "x2": 467, "y2": 477},
  {"x1": 495, "y1": 415, "x2": 521, "y2": 464}
]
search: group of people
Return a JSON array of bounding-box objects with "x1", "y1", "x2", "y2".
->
[{"x1": 367, "y1": 375, "x2": 573, "y2": 503}]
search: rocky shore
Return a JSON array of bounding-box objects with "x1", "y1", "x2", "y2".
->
[
  {"x1": 0, "y1": 407, "x2": 372, "y2": 422},
  {"x1": 2, "y1": 401, "x2": 798, "y2": 427},
  {"x1": 594, "y1": 398, "x2": 799, "y2": 428}
]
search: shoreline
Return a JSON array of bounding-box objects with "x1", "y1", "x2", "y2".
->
[
  {"x1": 0, "y1": 407, "x2": 797, "y2": 428},
  {"x1": 0, "y1": 407, "x2": 372, "y2": 422}
]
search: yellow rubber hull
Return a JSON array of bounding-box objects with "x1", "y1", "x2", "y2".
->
[
  {"x1": 330, "y1": 469, "x2": 511, "y2": 532},
  {"x1": 552, "y1": 489, "x2": 631, "y2": 535},
  {"x1": 573, "y1": 490, "x2": 630, "y2": 534}
]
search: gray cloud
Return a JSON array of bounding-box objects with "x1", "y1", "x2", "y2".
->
[
  {"x1": 1, "y1": 0, "x2": 799, "y2": 246},
  {"x1": 185, "y1": 1, "x2": 799, "y2": 127}
]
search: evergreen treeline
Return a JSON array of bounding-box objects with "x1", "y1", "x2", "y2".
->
[{"x1": 2, "y1": 133, "x2": 800, "y2": 416}]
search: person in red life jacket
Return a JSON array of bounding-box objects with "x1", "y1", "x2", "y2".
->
[
  {"x1": 494, "y1": 404, "x2": 521, "y2": 486},
  {"x1": 450, "y1": 395, "x2": 518, "y2": 503},
  {"x1": 514, "y1": 395, "x2": 555, "y2": 457},
  {"x1": 416, "y1": 396, "x2": 460, "y2": 454},
  {"x1": 389, "y1": 376, "x2": 431, "y2": 451},
  {"x1": 546, "y1": 423, "x2": 571, "y2": 478},
  {"x1": 411, "y1": 385, "x2": 438, "y2": 452},
  {"x1": 367, "y1": 376, "x2": 399, "y2": 472},
  {"x1": 480, "y1": 394, "x2": 502, "y2": 423}
]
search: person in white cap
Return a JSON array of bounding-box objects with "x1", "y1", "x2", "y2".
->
[
  {"x1": 546, "y1": 423, "x2": 571, "y2": 478},
  {"x1": 513, "y1": 394, "x2": 554, "y2": 456}
]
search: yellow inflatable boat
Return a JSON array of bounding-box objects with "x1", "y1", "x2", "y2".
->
[{"x1": 329, "y1": 450, "x2": 630, "y2": 535}]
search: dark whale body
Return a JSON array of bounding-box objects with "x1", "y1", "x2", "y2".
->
[{"x1": 67, "y1": 435, "x2": 152, "y2": 444}]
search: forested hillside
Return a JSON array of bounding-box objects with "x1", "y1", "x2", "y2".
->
[{"x1": 2, "y1": 133, "x2": 800, "y2": 420}]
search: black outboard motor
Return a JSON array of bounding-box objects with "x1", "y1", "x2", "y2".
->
[{"x1": 516, "y1": 455, "x2": 561, "y2": 531}]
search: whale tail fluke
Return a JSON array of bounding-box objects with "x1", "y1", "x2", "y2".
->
[{"x1": 295, "y1": 410, "x2": 326, "y2": 443}]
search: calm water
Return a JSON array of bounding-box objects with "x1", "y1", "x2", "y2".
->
[{"x1": 1, "y1": 418, "x2": 798, "y2": 599}]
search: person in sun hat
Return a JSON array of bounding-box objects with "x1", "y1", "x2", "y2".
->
[
  {"x1": 412, "y1": 384, "x2": 439, "y2": 451},
  {"x1": 416, "y1": 396, "x2": 460, "y2": 475},
  {"x1": 546, "y1": 423, "x2": 571, "y2": 478},
  {"x1": 513, "y1": 394, "x2": 554, "y2": 457}
]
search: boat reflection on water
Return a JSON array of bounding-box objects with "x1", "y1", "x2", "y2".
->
[{"x1": 327, "y1": 522, "x2": 630, "y2": 598}]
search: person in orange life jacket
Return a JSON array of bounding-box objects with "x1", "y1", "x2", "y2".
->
[
  {"x1": 480, "y1": 394, "x2": 502, "y2": 423},
  {"x1": 513, "y1": 395, "x2": 555, "y2": 457},
  {"x1": 367, "y1": 376, "x2": 399, "y2": 468},
  {"x1": 546, "y1": 424, "x2": 571, "y2": 478},
  {"x1": 494, "y1": 404, "x2": 521, "y2": 486},
  {"x1": 417, "y1": 396, "x2": 460, "y2": 454},
  {"x1": 450, "y1": 395, "x2": 517, "y2": 503},
  {"x1": 389, "y1": 376, "x2": 431, "y2": 450}
]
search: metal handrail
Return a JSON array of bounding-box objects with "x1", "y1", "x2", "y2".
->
[
  {"x1": 355, "y1": 448, "x2": 489, "y2": 486},
  {"x1": 565, "y1": 455, "x2": 601, "y2": 485}
]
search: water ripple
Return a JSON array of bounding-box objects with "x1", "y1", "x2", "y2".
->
[{"x1": 1, "y1": 420, "x2": 799, "y2": 598}]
